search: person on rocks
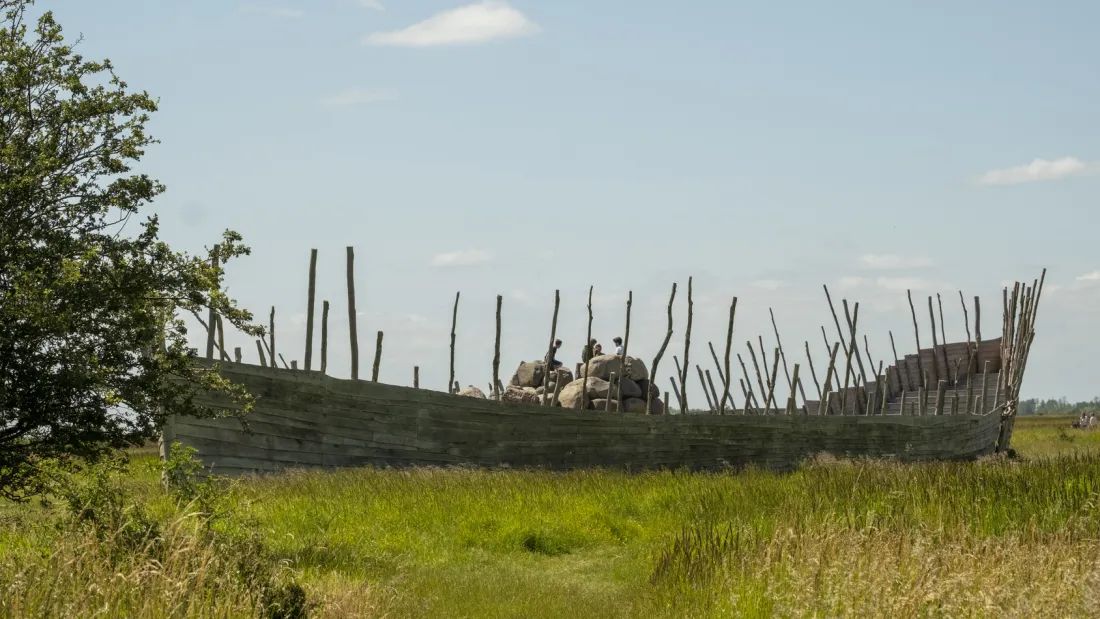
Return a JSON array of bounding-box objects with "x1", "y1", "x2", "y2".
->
[
  {"x1": 593, "y1": 343, "x2": 603, "y2": 356},
  {"x1": 613, "y1": 337, "x2": 623, "y2": 355},
  {"x1": 581, "y1": 338, "x2": 598, "y2": 363},
  {"x1": 545, "y1": 339, "x2": 563, "y2": 370}
]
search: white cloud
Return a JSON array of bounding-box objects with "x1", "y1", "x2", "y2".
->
[
  {"x1": 362, "y1": 1, "x2": 539, "y2": 47},
  {"x1": 751, "y1": 280, "x2": 787, "y2": 291},
  {"x1": 976, "y1": 157, "x2": 1095, "y2": 186},
  {"x1": 1076, "y1": 271, "x2": 1100, "y2": 282},
  {"x1": 430, "y1": 248, "x2": 495, "y2": 267},
  {"x1": 352, "y1": 0, "x2": 384, "y2": 9},
  {"x1": 321, "y1": 89, "x2": 399, "y2": 107},
  {"x1": 239, "y1": 4, "x2": 304, "y2": 18},
  {"x1": 859, "y1": 254, "x2": 933, "y2": 270}
]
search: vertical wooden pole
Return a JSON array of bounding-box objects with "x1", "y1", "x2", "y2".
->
[
  {"x1": 234, "y1": 347, "x2": 242, "y2": 363},
  {"x1": 450, "y1": 291, "x2": 460, "y2": 394},
  {"x1": 680, "y1": 277, "x2": 693, "y2": 415},
  {"x1": 839, "y1": 303, "x2": 860, "y2": 415},
  {"x1": 346, "y1": 247, "x2": 359, "y2": 380},
  {"x1": 372, "y1": 331, "x2": 383, "y2": 382},
  {"x1": 917, "y1": 385, "x2": 926, "y2": 416},
  {"x1": 936, "y1": 293, "x2": 950, "y2": 384},
  {"x1": 205, "y1": 245, "x2": 219, "y2": 359},
  {"x1": 804, "y1": 341, "x2": 823, "y2": 401},
  {"x1": 907, "y1": 290, "x2": 925, "y2": 389},
  {"x1": 934, "y1": 380, "x2": 947, "y2": 415},
  {"x1": 304, "y1": 248, "x2": 318, "y2": 371},
  {"x1": 255, "y1": 340, "x2": 267, "y2": 367},
  {"x1": 584, "y1": 286, "x2": 596, "y2": 411},
  {"x1": 959, "y1": 291, "x2": 974, "y2": 376},
  {"x1": 493, "y1": 294, "x2": 502, "y2": 400},
  {"x1": 974, "y1": 295, "x2": 982, "y2": 364},
  {"x1": 926, "y1": 296, "x2": 941, "y2": 386},
  {"x1": 746, "y1": 342, "x2": 769, "y2": 411},
  {"x1": 663, "y1": 391, "x2": 670, "y2": 415},
  {"x1": 320, "y1": 300, "x2": 329, "y2": 374},
  {"x1": 216, "y1": 315, "x2": 229, "y2": 361},
  {"x1": 414, "y1": 366, "x2": 419, "y2": 389},
  {"x1": 769, "y1": 308, "x2": 793, "y2": 394},
  {"x1": 540, "y1": 290, "x2": 560, "y2": 405},
  {"x1": 764, "y1": 348, "x2": 781, "y2": 413},
  {"x1": 704, "y1": 369, "x2": 721, "y2": 414},
  {"x1": 820, "y1": 342, "x2": 840, "y2": 414},
  {"x1": 980, "y1": 360, "x2": 990, "y2": 414},
  {"x1": 788, "y1": 364, "x2": 801, "y2": 415},
  {"x1": 697, "y1": 366, "x2": 715, "y2": 413},
  {"x1": 615, "y1": 291, "x2": 633, "y2": 406},
  {"x1": 879, "y1": 371, "x2": 889, "y2": 415},
  {"x1": 841, "y1": 299, "x2": 869, "y2": 386},
  {"x1": 889, "y1": 331, "x2": 909, "y2": 392},
  {"x1": 721, "y1": 297, "x2": 738, "y2": 414},
  {"x1": 269, "y1": 306, "x2": 276, "y2": 369},
  {"x1": 669, "y1": 376, "x2": 684, "y2": 412},
  {"x1": 291, "y1": 360, "x2": 298, "y2": 370}
]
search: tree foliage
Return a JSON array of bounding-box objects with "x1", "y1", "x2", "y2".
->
[{"x1": 0, "y1": 0, "x2": 261, "y2": 500}]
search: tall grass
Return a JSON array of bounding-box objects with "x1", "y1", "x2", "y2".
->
[{"x1": 1, "y1": 426, "x2": 1099, "y2": 618}]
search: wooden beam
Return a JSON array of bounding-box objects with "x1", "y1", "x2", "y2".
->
[
  {"x1": 304, "y1": 248, "x2": 318, "y2": 371},
  {"x1": 346, "y1": 247, "x2": 359, "y2": 380}
]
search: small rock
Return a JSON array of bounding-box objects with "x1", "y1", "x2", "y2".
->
[{"x1": 458, "y1": 386, "x2": 487, "y2": 399}]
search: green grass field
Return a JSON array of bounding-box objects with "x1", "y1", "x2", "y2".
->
[{"x1": 3, "y1": 414, "x2": 1100, "y2": 618}]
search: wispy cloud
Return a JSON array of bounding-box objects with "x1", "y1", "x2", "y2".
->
[
  {"x1": 321, "y1": 89, "x2": 399, "y2": 107},
  {"x1": 859, "y1": 254, "x2": 933, "y2": 270},
  {"x1": 976, "y1": 157, "x2": 1096, "y2": 186},
  {"x1": 363, "y1": 0, "x2": 539, "y2": 47},
  {"x1": 430, "y1": 248, "x2": 495, "y2": 267},
  {"x1": 352, "y1": 0, "x2": 384, "y2": 9},
  {"x1": 1076, "y1": 270, "x2": 1100, "y2": 282},
  {"x1": 239, "y1": 4, "x2": 304, "y2": 18},
  {"x1": 751, "y1": 280, "x2": 788, "y2": 291}
]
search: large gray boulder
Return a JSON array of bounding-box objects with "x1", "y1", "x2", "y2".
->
[
  {"x1": 582, "y1": 354, "x2": 622, "y2": 380},
  {"x1": 615, "y1": 377, "x2": 643, "y2": 400},
  {"x1": 458, "y1": 386, "x2": 487, "y2": 399},
  {"x1": 635, "y1": 379, "x2": 660, "y2": 402},
  {"x1": 510, "y1": 361, "x2": 545, "y2": 388},
  {"x1": 624, "y1": 356, "x2": 649, "y2": 381},
  {"x1": 557, "y1": 376, "x2": 612, "y2": 409}
]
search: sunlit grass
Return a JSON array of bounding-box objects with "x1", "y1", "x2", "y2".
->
[{"x1": 2, "y1": 424, "x2": 1099, "y2": 617}]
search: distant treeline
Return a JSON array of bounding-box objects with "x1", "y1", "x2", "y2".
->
[{"x1": 1019, "y1": 397, "x2": 1100, "y2": 416}]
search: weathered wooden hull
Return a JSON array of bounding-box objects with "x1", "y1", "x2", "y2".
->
[{"x1": 163, "y1": 361, "x2": 1004, "y2": 477}]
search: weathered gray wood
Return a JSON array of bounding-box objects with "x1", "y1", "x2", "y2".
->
[
  {"x1": 697, "y1": 365, "x2": 716, "y2": 413},
  {"x1": 935, "y1": 380, "x2": 947, "y2": 415},
  {"x1": 269, "y1": 306, "x2": 277, "y2": 369},
  {"x1": 206, "y1": 245, "x2": 219, "y2": 360},
  {"x1": 346, "y1": 247, "x2": 359, "y2": 380},
  {"x1": 842, "y1": 299, "x2": 868, "y2": 386},
  {"x1": 414, "y1": 366, "x2": 419, "y2": 389},
  {"x1": 494, "y1": 294, "x2": 502, "y2": 400},
  {"x1": 372, "y1": 331, "x2": 383, "y2": 382},
  {"x1": 255, "y1": 340, "x2": 267, "y2": 367},
  {"x1": 451, "y1": 291, "x2": 461, "y2": 394},
  {"x1": 680, "y1": 277, "x2": 693, "y2": 415},
  {"x1": 907, "y1": 290, "x2": 925, "y2": 389},
  {"x1": 234, "y1": 347, "x2": 242, "y2": 363},
  {"x1": 804, "y1": 341, "x2": 822, "y2": 400},
  {"x1": 305, "y1": 248, "x2": 318, "y2": 371},
  {"x1": 616, "y1": 291, "x2": 633, "y2": 406},
  {"x1": 584, "y1": 285, "x2": 596, "y2": 411},
  {"x1": 321, "y1": 300, "x2": 329, "y2": 375},
  {"x1": 721, "y1": 298, "x2": 738, "y2": 414},
  {"x1": 704, "y1": 368, "x2": 721, "y2": 414}
]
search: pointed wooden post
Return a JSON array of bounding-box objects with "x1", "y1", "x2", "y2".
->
[
  {"x1": 721, "y1": 297, "x2": 738, "y2": 414},
  {"x1": 304, "y1": 248, "x2": 318, "y2": 371},
  {"x1": 233, "y1": 346, "x2": 242, "y2": 363},
  {"x1": 615, "y1": 291, "x2": 633, "y2": 406},
  {"x1": 907, "y1": 290, "x2": 925, "y2": 389},
  {"x1": 540, "y1": 290, "x2": 560, "y2": 405},
  {"x1": 584, "y1": 286, "x2": 596, "y2": 411},
  {"x1": 704, "y1": 369, "x2": 721, "y2": 414},
  {"x1": 320, "y1": 300, "x2": 329, "y2": 374},
  {"x1": 648, "y1": 283, "x2": 677, "y2": 414},
  {"x1": 205, "y1": 245, "x2": 220, "y2": 359},
  {"x1": 346, "y1": 247, "x2": 359, "y2": 380},
  {"x1": 450, "y1": 291, "x2": 460, "y2": 394},
  {"x1": 493, "y1": 294, "x2": 502, "y2": 400},
  {"x1": 414, "y1": 366, "x2": 419, "y2": 389},
  {"x1": 680, "y1": 277, "x2": 693, "y2": 415},
  {"x1": 255, "y1": 340, "x2": 267, "y2": 367},
  {"x1": 269, "y1": 306, "x2": 276, "y2": 368},
  {"x1": 372, "y1": 331, "x2": 383, "y2": 382},
  {"x1": 697, "y1": 365, "x2": 715, "y2": 412}
]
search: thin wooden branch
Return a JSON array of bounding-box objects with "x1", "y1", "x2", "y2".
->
[
  {"x1": 616, "y1": 291, "x2": 633, "y2": 406},
  {"x1": 697, "y1": 365, "x2": 715, "y2": 413},
  {"x1": 346, "y1": 247, "x2": 359, "y2": 380},
  {"x1": 216, "y1": 315, "x2": 229, "y2": 361},
  {"x1": 821, "y1": 326, "x2": 842, "y2": 388},
  {"x1": 737, "y1": 354, "x2": 760, "y2": 412},
  {"x1": 550, "y1": 370, "x2": 564, "y2": 407},
  {"x1": 280, "y1": 353, "x2": 291, "y2": 370},
  {"x1": 769, "y1": 308, "x2": 793, "y2": 393},
  {"x1": 820, "y1": 342, "x2": 840, "y2": 414},
  {"x1": 764, "y1": 347, "x2": 780, "y2": 413},
  {"x1": 372, "y1": 331, "x2": 383, "y2": 382},
  {"x1": 804, "y1": 341, "x2": 823, "y2": 400},
  {"x1": 926, "y1": 296, "x2": 941, "y2": 386},
  {"x1": 450, "y1": 291, "x2": 460, "y2": 394},
  {"x1": 839, "y1": 302, "x2": 860, "y2": 415},
  {"x1": 205, "y1": 245, "x2": 219, "y2": 360},
  {"x1": 647, "y1": 283, "x2": 676, "y2": 414},
  {"x1": 788, "y1": 364, "x2": 801, "y2": 415},
  {"x1": 320, "y1": 300, "x2": 330, "y2": 374},
  {"x1": 841, "y1": 299, "x2": 869, "y2": 385},
  {"x1": 721, "y1": 297, "x2": 738, "y2": 414},
  {"x1": 269, "y1": 306, "x2": 276, "y2": 370},
  {"x1": 936, "y1": 293, "x2": 950, "y2": 384},
  {"x1": 889, "y1": 330, "x2": 909, "y2": 392},
  {"x1": 680, "y1": 277, "x2": 693, "y2": 415},
  {"x1": 493, "y1": 294, "x2": 502, "y2": 401},
  {"x1": 584, "y1": 286, "x2": 596, "y2": 411},
  {"x1": 541, "y1": 290, "x2": 560, "y2": 405},
  {"x1": 304, "y1": 248, "x2": 318, "y2": 371},
  {"x1": 704, "y1": 369, "x2": 721, "y2": 414},
  {"x1": 669, "y1": 375, "x2": 684, "y2": 412},
  {"x1": 746, "y1": 342, "x2": 769, "y2": 412},
  {"x1": 907, "y1": 290, "x2": 925, "y2": 389}
]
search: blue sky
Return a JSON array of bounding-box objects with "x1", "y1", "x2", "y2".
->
[{"x1": 40, "y1": 0, "x2": 1100, "y2": 403}]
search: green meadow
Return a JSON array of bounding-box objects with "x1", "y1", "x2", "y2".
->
[{"x1": 2, "y1": 414, "x2": 1099, "y2": 618}]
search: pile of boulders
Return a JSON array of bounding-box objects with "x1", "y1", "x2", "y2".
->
[{"x1": 500, "y1": 354, "x2": 665, "y2": 413}]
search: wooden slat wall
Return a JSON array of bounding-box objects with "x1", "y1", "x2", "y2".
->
[{"x1": 163, "y1": 360, "x2": 1004, "y2": 477}]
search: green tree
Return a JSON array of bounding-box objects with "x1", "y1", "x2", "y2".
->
[{"x1": 0, "y1": 0, "x2": 261, "y2": 500}]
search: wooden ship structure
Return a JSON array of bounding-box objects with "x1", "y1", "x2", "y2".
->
[{"x1": 162, "y1": 246, "x2": 1046, "y2": 476}]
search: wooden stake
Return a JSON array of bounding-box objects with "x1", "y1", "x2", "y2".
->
[
  {"x1": 839, "y1": 303, "x2": 860, "y2": 415},
  {"x1": 680, "y1": 277, "x2": 693, "y2": 415},
  {"x1": 974, "y1": 295, "x2": 982, "y2": 345},
  {"x1": 980, "y1": 360, "x2": 990, "y2": 414},
  {"x1": 739, "y1": 379, "x2": 751, "y2": 414},
  {"x1": 934, "y1": 380, "x2": 947, "y2": 415},
  {"x1": 616, "y1": 291, "x2": 633, "y2": 407},
  {"x1": 447, "y1": 291, "x2": 460, "y2": 393},
  {"x1": 269, "y1": 306, "x2": 276, "y2": 369},
  {"x1": 721, "y1": 297, "x2": 738, "y2": 414},
  {"x1": 907, "y1": 290, "x2": 925, "y2": 389},
  {"x1": 841, "y1": 299, "x2": 869, "y2": 385},
  {"x1": 414, "y1": 366, "x2": 419, "y2": 389},
  {"x1": 769, "y1": 308, "x2": 793, "y2": 393},
  {"x1": 541, "y1": 290, "x2": 560, "y2": 406},
  {"x1": 889, "y1": 330, "x2": 909, "y2": 392},
  {"x1": 820, "y1": 391, "x2": 833, "y2": 417},
  {"x1": 216, "y1": 315, "x2": 229, "y2": 361},
  {"x1": 304, "y1": 248, "x2": 318, "y2": 371},
  {"x1": 708, "y1": 342, "x2": 731, "y2": 409},
  {"x1": 879, "y1": 371, "x2": 888, "y2": 415},
  {"x1": 346, "y1": 247, "x2": 359, "y2": 380},
  {"x1": 764, "y1": 348, "x2": 780, "y2": 413},
  {"x1": 951, "y1": 389, "x2": 959, "y2": 415},
  {"x1": 320, "y1": 300, "x2": 329, "y2": 374},
  {"x1": 669, "y1": 376, "x2": 684, "y2": 412},
  {"x1": 291, "y1": 360, "x2": 298, "y2": 370},
  {"x1": 234, "y1": 346, "x2": 242, "y2": 363},
  {"x1": 704, "y1": 369, "x2": 721, "y2": 414},
  {"x1": 697, "y1": 365, "x2": 715, "y2": 413},
  {"x1": 789, "y1": 364, "x2": 801, "y2": 415},
  {"x1": 820, "y1": 342, "x2": 840, "y2": 414},
  {"x1": 205, "y1": 245, "x2": 219, "y2": 360},
  {"x1": 821, "y1": 326, "x2": 842, "y2": 388},
  {"x1": 255, "y1": 340, "x2": 267, "y2": 367},
  {"x1": 926, "y1": 296, "x2": 941, "y2": 386},
  {"x1": 804, "y1": 341, "x2": 823, "y2": 400},
  {"x1": 371, "y1": 330, "x2": 383, "y2": 382},
  {"x1": 493, "y1": 294, "x2": 502, "y2": 401},
  {"x1": 737, "y1": 354, "x2": 760, "y2": 411},
  {"x1": 936, "y1": 293, "x2": 950, "y2": 384},
  {"x1": 584, "y1": 285, "x2": 596, "y2": 411},
  {"x1": 918, "y1": 385, "x2": 926, "y2": 416},
  {"x1": 663, "y1": 391, "x2": 670, "y2": 415}
]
